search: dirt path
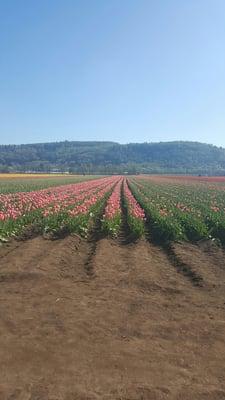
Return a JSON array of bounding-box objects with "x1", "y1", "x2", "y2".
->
[{"x1": 0, "y1": 237, "x2": 225, "y2": 399}]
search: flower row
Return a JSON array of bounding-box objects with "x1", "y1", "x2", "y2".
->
[
  {"x1": 0, "y1": 177, "x2": 121, "y2": 239},
  {"x1": 0, "y1": 177, "x2": 116, "y2": 221},
  {"x1": 130, "y1": 177, "x2": 225, "y2": 245},
  {"x1": 102, "y1": 178, "x2": 123, "y2": 236},
  {"x1": 102, "y1": 178, "x2": 146, "y2": 238},
  {"x1": 123, "y1": 180, "x2": 145, "y2": 237}
]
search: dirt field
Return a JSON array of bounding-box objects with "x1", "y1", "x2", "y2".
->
[{"x1": 0, "y1": 235, "x2": 225, "y2": 400}]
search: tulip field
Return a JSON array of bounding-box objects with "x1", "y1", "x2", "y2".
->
[
  {"x1": 0, "y1": 173, "x2": 98, "y2": 194},
  {"x1": 1, "y1": 174, "x2": 225, "y2": 245},
  {"x1": 0, "y1": 176, "x2": 118, "y2": 239},
  {"x1": 1, "y1": 173, "x2": 225, "y2": 399},
  {"x1": 130, "y1": 176, "x2": 225, "y2": 245}
]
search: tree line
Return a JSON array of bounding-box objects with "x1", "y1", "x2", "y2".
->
[{"x1": 0, "y1": 140, "x2": 225, "y2": 175}]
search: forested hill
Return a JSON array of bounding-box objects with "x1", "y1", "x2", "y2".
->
[{"x1": 1, "y1": 141, "x2": 225, "y2": 175}]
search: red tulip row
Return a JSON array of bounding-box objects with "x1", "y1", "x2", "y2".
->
[
  {"x1": 0, "y1": 175, "x2": 147, "y2": 240},
  {"x1": 102, "y1": 178, "x2": 146, "y2": 237},
  {"x1": 0, "y1": 176, "x2": 120, "y2": 238},
  {"x1": 0, "y1": 177, "x2": 115, "y2": 221},
  {"x1": 123, "y1": 179, "x2": 145, "y2": 237},
  {"x1": 68, "y1": 178, "x2": 120, "y2": 217},
  {"x1": 124, "y1": 180, "x2": 145, "y2": 220},
  {"x1": 102, "y1": 178, "x2": 123, "y2": 236}
]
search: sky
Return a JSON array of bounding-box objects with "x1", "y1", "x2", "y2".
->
[{"x1": 0, "y1": 0, "x2": 225, "y2": 147}]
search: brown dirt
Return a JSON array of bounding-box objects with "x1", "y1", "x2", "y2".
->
[{"x1": 0, "y1": 236, "x2": 225, "y2": 400}]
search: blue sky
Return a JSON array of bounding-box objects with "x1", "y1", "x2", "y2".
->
[{"x1": 0, "y1": 0, "x2": 225, "y2": 146}]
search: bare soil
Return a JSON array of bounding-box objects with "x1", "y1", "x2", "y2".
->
[{"x1": 0, "y1": 236, "x2": 225, "y2": 399}]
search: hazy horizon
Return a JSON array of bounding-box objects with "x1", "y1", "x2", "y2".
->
[{"x1": 0, "y1": 1, "x2": 225, "y2": 147}]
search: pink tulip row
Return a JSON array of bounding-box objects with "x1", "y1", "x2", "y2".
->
[
  {"x1": 0, "y1": 177, "x2": 119, "y2": 221},
  {"x1": 124, "y1": 179, "x2": 145, "y2": 220},
  {"x1": 68, "y1": 178, "x2": 120, "y2": 217},
  {"x1": 42, "y1": 177, "x2": 117, "y2": 217},
  {"x1": 103, "y1": 178, "x2": 123, "y2": 220}
]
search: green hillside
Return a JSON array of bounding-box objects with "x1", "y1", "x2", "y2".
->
[{"x1": 0, "y1": 141, "x2": 225, "y2": 175}]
